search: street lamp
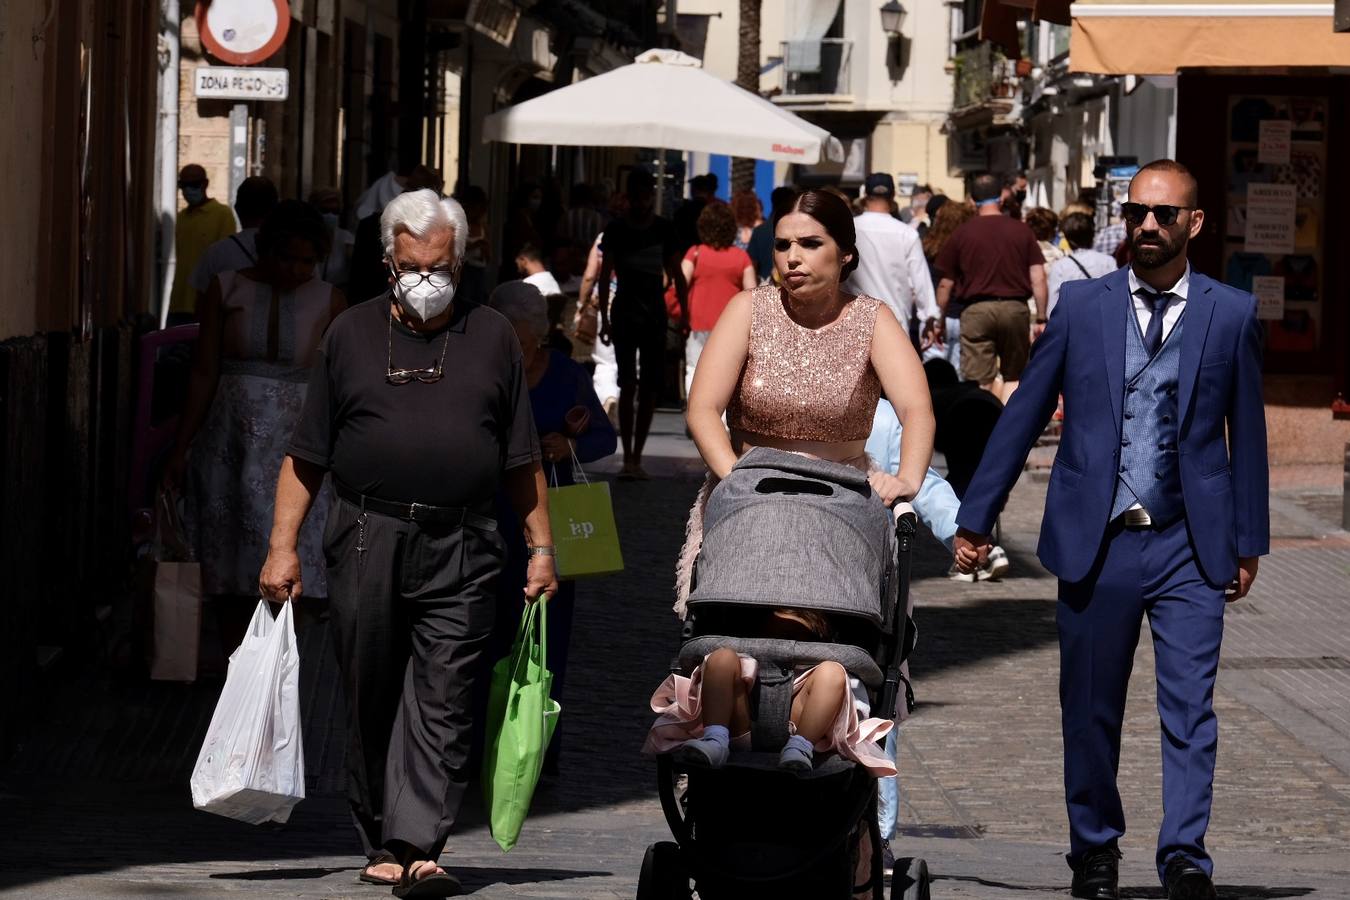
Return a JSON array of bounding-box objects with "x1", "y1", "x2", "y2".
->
[
  {"x1": 879, "y1": 0, "x2": 907, "y2": 35},
  {"x1": 880, "y1": 1, "x2": 907, "y2": 70}
]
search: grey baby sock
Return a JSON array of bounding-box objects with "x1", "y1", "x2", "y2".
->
[
  {"x1": 675, "y1": 724, "x2": 731, "y2": 768},
  {"x1": 778, "y1": 733, "x2": 815, "y2": 774}
]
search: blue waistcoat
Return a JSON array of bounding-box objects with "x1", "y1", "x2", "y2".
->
[{"x1": 1110, "y1": 303, "x2": 1185, "y2": 523}]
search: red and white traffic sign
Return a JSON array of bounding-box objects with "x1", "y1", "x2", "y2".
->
[{"x1": 194, "y1": 0, "x2": 290, "y2": 67}]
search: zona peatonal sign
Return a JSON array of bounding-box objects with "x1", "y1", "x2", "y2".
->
[{"x1": 194, "y1": 66, "x2": 289, "y2": 101}]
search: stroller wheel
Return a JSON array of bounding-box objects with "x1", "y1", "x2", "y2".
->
[
  {"x1": 637, "y1": 841, "x2": 689, "y2": 900},
  {"x1": 891, "y1": 857, "x2": 930, "y2": 900}
]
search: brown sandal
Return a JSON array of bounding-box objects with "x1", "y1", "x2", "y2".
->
[
  {"x1": 392, "y1": 860, "x2": 461, "y2": 898},
  {"x1": 357, "y1": 851, "x2": 401, "y2": 885}
]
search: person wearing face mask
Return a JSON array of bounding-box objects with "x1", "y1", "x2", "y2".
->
[
  {"x1": 165, "y1": 201, "x2": 344, "y2": 654},
  {"x1": 259, "y1": 189, "x2": 557, "y2": 898},
  {"x1": 308, "y1": 187, "x2": 355, "y2": 289},
  {"x1": 169, "y1": 163, "x2": 239, "y2": 321},
  {"x1": 188, "y1": 176, "x2": 279, "y2": 307}
]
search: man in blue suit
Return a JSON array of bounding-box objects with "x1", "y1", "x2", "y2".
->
[{"x1": 953, "y1": 160, "x2": 1268, "y2": 900}]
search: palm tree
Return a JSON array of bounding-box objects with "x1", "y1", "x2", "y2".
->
[{"x1": 732, "y1": 0, "x2": 761, "y2": 191}]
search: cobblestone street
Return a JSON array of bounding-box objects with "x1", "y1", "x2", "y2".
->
[{"x1": 2, "y1": 414, "x2": 1348, "y2": 898}]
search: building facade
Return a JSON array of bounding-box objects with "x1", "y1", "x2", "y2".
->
[{"x1": 683, "y1": 0, "x2": 962, "y2": 200}]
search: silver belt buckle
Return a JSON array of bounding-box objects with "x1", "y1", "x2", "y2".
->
[
  {"x1": 1122, "y1": 507, "x2": 1153, "y2": 528},
  {"x1": 408, "y1": 502, "x2": 423, "y2": 521}
]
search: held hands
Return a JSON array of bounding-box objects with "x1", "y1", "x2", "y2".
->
[
  {"x1": 868, "y1": 472, "x2": 917, "y2": 508},
  {"x1": 259, "y1": 547, "x2": 302, "y2": 603},
  {"x1": 1226, "y1": 556, "x2": 1259, "y2": 602},
  {"x1": 921, "y1": 317, "x2": 944, "y2": 352},
  {"x1": 953, "y1": 527, "x2": 992, "y2": 574},
  {"x1": 525, "y1": 554, "x2": 559, "y2": 604}
]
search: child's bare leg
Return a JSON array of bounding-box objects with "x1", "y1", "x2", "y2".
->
[
  {"x1": 781, "y1": 661, "x2": 848, "y2": 773},
  {"x1": 792, "y1": 661, "x2": 848, "y2": 741},
  {"x1": 675, "y1": 647, "x2": 745, "y2": 768},
  {"x1": 701, "y1": 647, "x2": 744, "y2": 727}
]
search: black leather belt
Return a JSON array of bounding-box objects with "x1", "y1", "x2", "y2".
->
[{"x1": 335, "y1": 482, "x2": 497, "y2": 531}]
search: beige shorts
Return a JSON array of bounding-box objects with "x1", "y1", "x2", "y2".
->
[{"x1": 959, "y1": 299, "x2": 1031, "y2": 384}]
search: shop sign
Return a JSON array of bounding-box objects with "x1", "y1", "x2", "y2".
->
[
  {"x1": 1258, "y1": 120, "x2": 1292, "y2": 165},
  {"x1": 1244, "y1": 183, "x2": 1296, "y2": 255},
  {"x1": 194, "y1": 66, "x2": 290, "y2": 101},
  {"x1": 1251, "y1": 275, "x2": 1285, "y2": 320}
]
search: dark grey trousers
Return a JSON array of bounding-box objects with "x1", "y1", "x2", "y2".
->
[{"x1": 323, "y1": 496, "x2": 503, "y2": 860}]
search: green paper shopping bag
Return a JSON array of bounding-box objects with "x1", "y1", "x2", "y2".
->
[
  {"x1": 481, "y1": 600, "x2": 560, "y2": 852},
  {"x1": 547, "y1": 453, "x2": 624, "y2": 579}
]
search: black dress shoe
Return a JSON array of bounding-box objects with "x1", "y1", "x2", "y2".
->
[
  {"x1": 1164, "y1": 856, "x2": 1217, "y2": 900},
  {"x1": 1071, "y1": 845, "x2": 1121, "y2": 900}
]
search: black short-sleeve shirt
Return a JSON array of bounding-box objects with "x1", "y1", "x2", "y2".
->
[
  {"x1": 287, "y1": 296, "x2": 540, "y2": 507},
  {"x1": 601, "y1": 215, "x2": 678, "y2": 306}
]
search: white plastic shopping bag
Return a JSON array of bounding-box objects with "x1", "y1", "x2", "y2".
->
[{"x1": 190, "y1": 600, "x2": 306, "y2": 824}]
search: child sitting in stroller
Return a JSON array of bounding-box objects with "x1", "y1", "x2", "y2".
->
[{"x1": 644, "y1": 607, "x2": 895, "y2": 777}]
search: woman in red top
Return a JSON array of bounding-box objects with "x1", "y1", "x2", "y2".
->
[{"x1": 681, "y1": 202, "x2": 756, "y2": 399}]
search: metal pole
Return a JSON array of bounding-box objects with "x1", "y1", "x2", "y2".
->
[
  {"x1": 156, "y1": 0, "x2": 180, "y2": 328},
  {"x1": 229, "y1": 104, "x2": 248, "y2": 204}
]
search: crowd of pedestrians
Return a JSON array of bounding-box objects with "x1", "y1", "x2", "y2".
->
[{"x1": 150, "y1": 151, "x2": 1264, "y2": 900}]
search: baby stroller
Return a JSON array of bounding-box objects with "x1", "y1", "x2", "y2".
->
[{"x1": 641, "y1": 448, "x2": 931, "y2": 900}]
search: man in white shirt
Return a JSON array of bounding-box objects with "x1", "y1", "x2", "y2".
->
[
  {"x1": 1048, "y1": 212, "x2": 1119, "y2": 317},
  {"x1": 516, "y1": 243, "x2": 562, "y2": 299},
  {"x1": 189, "y1": 176, "x2": 278, "y2": 298},
  {"x1": 845, "y1": 173, "x2": 941, "y2": 354}
]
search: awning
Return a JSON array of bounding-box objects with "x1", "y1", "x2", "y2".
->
[{"x1": 1069, "y1": 1, "x2": 1350, "y2": 74}]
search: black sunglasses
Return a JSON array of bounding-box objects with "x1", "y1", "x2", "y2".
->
[{"x1": 1121, "y1": 202, "x2": 1192, "y2": 227}]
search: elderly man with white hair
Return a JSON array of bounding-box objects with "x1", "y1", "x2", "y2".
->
[{"x1": 259, "y1": 188, "x2": 556, "y2": 897}]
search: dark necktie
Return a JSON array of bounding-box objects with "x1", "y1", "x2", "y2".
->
[{"x1": 1139, "y1": 289, "x2": 1171, "y2": 357}]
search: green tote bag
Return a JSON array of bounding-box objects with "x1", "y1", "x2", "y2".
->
[
  {"x1": 481, "y1": 599, "x2": 560, "y2": 852},
  {"x1": 547, "y1": 450, "x2": 624, "y2": 580}
]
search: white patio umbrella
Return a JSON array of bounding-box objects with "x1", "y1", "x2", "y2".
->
[{"x1": 483, "y1": 49, "x2": 845, "y2": 181}]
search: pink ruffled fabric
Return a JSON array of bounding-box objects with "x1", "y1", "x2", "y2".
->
[{"x1": 642, "y1": 655, "x2": 896, "y2": 777}]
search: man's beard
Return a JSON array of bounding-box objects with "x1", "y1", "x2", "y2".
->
[{"x1": 1131, "y1": 232, "x2": 1183, "y2": 269}]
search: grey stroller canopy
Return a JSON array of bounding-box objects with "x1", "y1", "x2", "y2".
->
[{"x1": 688, "y1": 447, "x2": 897, "y2": 629}]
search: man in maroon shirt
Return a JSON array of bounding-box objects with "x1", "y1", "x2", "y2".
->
[{"x1": 935, "y1": 173, "x2": 1048, "y2": 403}]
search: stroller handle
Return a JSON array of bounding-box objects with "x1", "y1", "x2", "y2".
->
[
  {"x1": 891, "y1": 500, "x2": 915, "y2": 521},
  {"x1": 879, "y1": 507, "x2": 918, "y2": 720}
]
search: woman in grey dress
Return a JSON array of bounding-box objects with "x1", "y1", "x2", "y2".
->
[{"x1": 167, "y1": 200, "x2": 345, "y2": 642}]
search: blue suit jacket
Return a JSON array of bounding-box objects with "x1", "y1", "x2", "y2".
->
[{"x1": 956, "y1": 267, "x2": 1269, "y2": 587}]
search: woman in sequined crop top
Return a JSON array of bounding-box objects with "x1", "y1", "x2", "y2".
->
[{"x1": 685, "y1": 189, "x2": 935, "y2": 504}]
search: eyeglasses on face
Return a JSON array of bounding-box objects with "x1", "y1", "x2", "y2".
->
[
  {"x1": 1121, "y1": 202, "x2": 1192, "y2": 227},
  {"x1": 390, "y1": 268, "x2": 455, "y2": 290}
]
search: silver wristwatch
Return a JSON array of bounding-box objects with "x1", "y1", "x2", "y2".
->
[{"x1": 528, "y1": 545, "x2": 556, "y2": 557}]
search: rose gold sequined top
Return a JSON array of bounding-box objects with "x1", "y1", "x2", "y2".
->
[{"x1": 727, "y1": 284, "x2": 883, "y2": 443}]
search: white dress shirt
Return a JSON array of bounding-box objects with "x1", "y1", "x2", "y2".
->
[
  {"x1": 1126, "y1": 263, "x2": 1189, "y2": 343},
  {"x1": 844, "y1": 211, "x2": 938, "y2": 333}
]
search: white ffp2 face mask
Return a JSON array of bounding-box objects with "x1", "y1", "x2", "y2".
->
[{"x1": 393, "y1": 273, "x2": 456, "y2": 321}]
